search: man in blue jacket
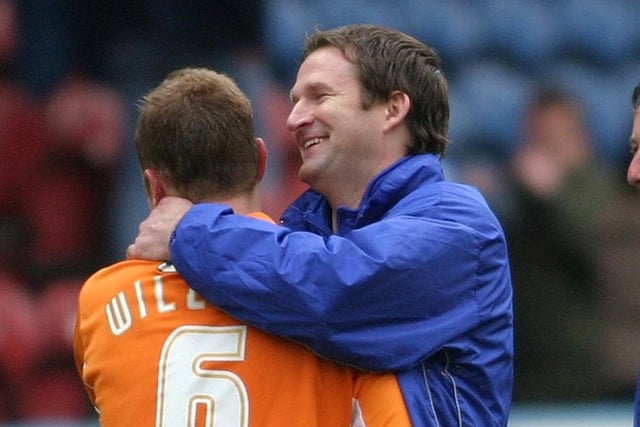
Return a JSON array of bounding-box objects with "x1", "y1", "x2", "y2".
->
[{"x1": 129, "y1": 24, "x2": 514, "y2": 426}]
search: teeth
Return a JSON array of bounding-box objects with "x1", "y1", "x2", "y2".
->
[{"x1": 303, "y1": 137, "x2": 323, "y2": 149}]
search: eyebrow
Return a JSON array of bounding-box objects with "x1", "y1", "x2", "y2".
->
[{"x1": 289, "y1": 81, "x2": 333, "y2": 103}]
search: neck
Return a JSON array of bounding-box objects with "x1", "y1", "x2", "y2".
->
[
  {"x1": 316, "y1": 152, "x2": 405, "y2": 214},
  {"x1": 200, "y1": 189, "x2": 262, "y2": 215},
  {"x1": 312, "y1": 173, "x2": 367, "y2": 210},
  {"x1": 324, "y1": 186, "x2": 365, "y2": 233}
]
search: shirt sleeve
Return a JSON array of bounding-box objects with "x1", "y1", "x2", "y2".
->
[{"x1": 170, "y1": 203, "x2": 510, "y2": 371}]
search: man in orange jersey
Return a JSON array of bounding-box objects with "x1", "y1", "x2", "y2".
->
[{"x1": 73, "y1": 67, "x2": 410, "y2": 426}]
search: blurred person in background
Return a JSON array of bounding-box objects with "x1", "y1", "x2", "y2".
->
[
  {"x1": 623, "y1": 83, "x2": 640, "y2": 426},
  {"x1": 591, "y1": 83, "x2": 640, "y2": 404},
  {"x1": 4, "y1": 1, "x2": 280, "y2": 422},
  {"x1": 505, "y1": 86, "x2": 619, "y2": 401},
  {"x1": 74, "y1": 67, "x2": 412, "y2": 426},
  {"x1": 626, "y1": 85, "x2": 640, "y2": 187},
  {"x1": 51, "y1": 0, "x2": 291, "y2": 262},
  {"x1": 0, "y1": 0, "x2": 126, "y2": 421},
  {"x1": 20, "y1": 0, "x2": 284, "y2": 263}
]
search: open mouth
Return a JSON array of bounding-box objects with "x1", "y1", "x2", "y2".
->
[{"x1": 303, "y1": 137, "x2": 325, "y2": 149}]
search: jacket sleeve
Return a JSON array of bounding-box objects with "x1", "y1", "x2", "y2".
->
[{"x1": 170, "y1": 203, "x2": 510, "y2": 371}]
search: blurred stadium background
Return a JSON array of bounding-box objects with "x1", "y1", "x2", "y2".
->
[{"x1": 1, "y1": 0, "x2": 639, "y2": 425}]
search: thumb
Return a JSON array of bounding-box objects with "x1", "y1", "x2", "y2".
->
[{"x1": 126, "y1": 244, "x2": 137, "y2": 259}]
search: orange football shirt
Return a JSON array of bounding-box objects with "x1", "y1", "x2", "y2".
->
[{"x1": 73, "y1": 214, "x2": 411, "y2": 426}]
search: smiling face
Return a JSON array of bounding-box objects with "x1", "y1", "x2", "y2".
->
[{"x1": 286, "y1": 46, "x2": 407, "y2": 208}]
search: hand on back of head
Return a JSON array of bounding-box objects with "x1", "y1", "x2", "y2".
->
[{"x1": 126, "y1": 196, "x2": 193, "y2": 261}]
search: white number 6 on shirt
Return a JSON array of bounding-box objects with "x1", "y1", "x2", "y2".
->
[{"x1": 156, "y1": 325, "x2": 249, "y2": 427}]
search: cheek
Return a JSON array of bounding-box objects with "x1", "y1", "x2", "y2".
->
[{"x1": 348, "y1": 108, "x2": 385, "y2": 135}]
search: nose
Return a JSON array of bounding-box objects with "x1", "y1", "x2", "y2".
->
[
  {"x1": 286, "y1": 100, "x2": 313, "y2": 132},
  {"x1": 627, "y1": 152, "x2": 640, "y2": 187}
]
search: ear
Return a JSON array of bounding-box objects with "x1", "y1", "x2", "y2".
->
[
  {"x1": 254, "y1": 137, "x2": 268, "y2": 182},
  {"x1": 383, "y1": 91, "x2": 411, "y2": 132},
  {"x1": 143, "y1": 169, "x2": 167, "y2": 208}
]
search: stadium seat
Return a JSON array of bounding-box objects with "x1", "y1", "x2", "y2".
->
[
  {"x1": 478, "y1": 0, "x2": 563, "y2": 70},
  {"x1": 556, "y1": 0, "x2": 640, "y2": 66},
  {"x1": 448, "y1": 61, "x2": 533, "y2": 159}
]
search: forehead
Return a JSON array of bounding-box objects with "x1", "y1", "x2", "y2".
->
[{"x1": 290, "y1": 47, "x2": 360, "y2": 97}]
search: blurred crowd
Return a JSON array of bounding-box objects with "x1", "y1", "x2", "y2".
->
[{"x1": 1, "y1": 0, "x2": 640, "y2": 424}]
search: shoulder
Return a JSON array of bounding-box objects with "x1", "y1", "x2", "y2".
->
[{"x1": 79, "y1": 260, "x2": 171, "y2": 302}]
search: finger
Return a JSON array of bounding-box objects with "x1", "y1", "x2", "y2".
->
[{"x1": 126, "y1": 244, "x2": 137, "y2": 259}]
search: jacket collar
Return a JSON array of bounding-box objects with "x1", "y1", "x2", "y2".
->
[{"x1": 281, "y1": 154, "x2": 444, "y2": 235}]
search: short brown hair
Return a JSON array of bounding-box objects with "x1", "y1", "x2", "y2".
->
[
  {"x1": 302, "y1": 24, "x2": 450, "y2": 155},
  {"x1": 135, "y1": 68, "x2": 258, "y2": 201},
  {"x1": 632, "y1": 83, "x2": 640, "y2": 110}
]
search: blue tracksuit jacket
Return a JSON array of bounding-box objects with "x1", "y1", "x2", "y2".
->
[{"x1": 170, "y1": 153, "x2": 514, "y2": 426}]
